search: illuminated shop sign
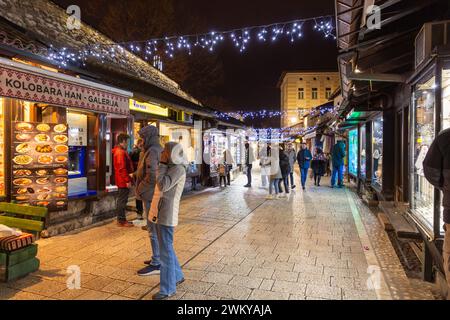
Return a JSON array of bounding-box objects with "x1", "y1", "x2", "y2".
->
[{"x1": 129, "y1": 99, "x2": 169, "y2": 117}]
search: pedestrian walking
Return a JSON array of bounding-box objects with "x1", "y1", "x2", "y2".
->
[
  {"x1": 297, "y1": 142, "x2": 312, "y2": 190},
  {"x1": 311, "y1": 147, "x2": 327, "y2": 186},
  {"x1": 286, "y1": 143, "x2": 297, "y2": 189},
  {"x1": 150, "y1": 142, "x2": 186, "y2": 300},
  {"x1": 331, "y1": 140, "x2": 346, "y2": 188},
  {"x1": 423, "y1": 128, "x2": 450, "y2": 300},
  {"x1": 278, "y1": 144, "x2": 291, "y2": 197},
  {"x1": 130, "y1": 138, "x2": 144, "y2": 220},
  {"x1": 222, "y1": 148, "x2": 235, "y2": 186},
  {"x1": 112, "y1": 133, "x2": 134, "y2": 227},
  {"x1": 259, "y1": 145, "x2": 271, "y2": 188},
  {"x1": 266, "y1": 146, "x2": 282, "y2": 200},
  {"x1": 244, "y1": 141, "x2": 255, "y2": 188},
  {"x1": 218, "y1": 163, "x2": 227, "y2": 188},
  {"x1": 135, "y1": 126, "x2": 163, "y2": 276}
]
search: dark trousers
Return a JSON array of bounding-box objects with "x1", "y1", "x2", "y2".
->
[
  {"x1": 246, "y1": 164, "x2": 253, "y2": 186},
  {"x1": 289, "y1": 172, "x2": 295, "y2": 187},
  {"x1": 314, "y1": 174, "x2": 322, "y2": 186},
  {"x1": 219, "y1": 175, "x2": 227, "y2": 187},
  {"x1": 117, "y1": 188, "x2": 130, "y2": 222},
  {"x1": 278, "y1": 176, "x2": 289, "y2": 193},
  {"x1": 136, "y1": 199, "x2": 143, "y2": 215},
  {"x1": 226, "y1": 165, "x2": 232, "y2": 185}
]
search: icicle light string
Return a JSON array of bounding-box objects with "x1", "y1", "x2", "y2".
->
[{"x1": 47, "y1": 15, "x2": 336, "y2": 66}]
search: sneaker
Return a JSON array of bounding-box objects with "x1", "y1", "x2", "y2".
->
[
  {"x1": 244, "y1": 184, "x2": 252, "y2": 188},
  {"x1": 117, "y1": 221, "x2": 134, "y2": 228},
  {"x1": 144, "y1": 260, "x2": 160, "y2": 266},
  {"x1": 137, "y1": 265, "x2": 161, "y2": 276},
  {"x1": 152, "y1": 292, "x2": 174, "y2": 300},
  {"x1": 292, "y1": 185, "x2": 296, "y2": 189},
  {"x1": 136, "y1": 214, "x2": 144, "y2": 221},
  {"x1": 266, "y1": 195, "x2": 275, "y2": 200}
]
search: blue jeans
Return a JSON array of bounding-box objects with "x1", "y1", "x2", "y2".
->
[
  {"x1": 300, "y1": 167, "x2": 309, "y2": 187},
  {"x1": 156, "y1": 224, "x2": 184, "y2": 296},
  {"x1": 269, "y1": 178, "x2": 280, "y2": 195},
  {"x1": 143, "y1": 201, "x2": 160, "y2": 266},
  {"x1": 331, "y1": 165, "x2": 344, "y2": 187}
]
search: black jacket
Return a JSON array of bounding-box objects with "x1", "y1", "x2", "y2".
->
[
  {"x1": 279, "y1": 151, "x2": 291, "y2": 177},
  {"x1": 423, "y1": 128, "x2": 450, "y2": 224}
]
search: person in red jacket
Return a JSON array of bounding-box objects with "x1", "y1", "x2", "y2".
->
[{"x1": 112, "y1": 133, "x2": 134, "y2": 227}]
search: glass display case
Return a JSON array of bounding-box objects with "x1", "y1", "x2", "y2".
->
[
  {"x1": 360, "y1": 125, "x2": 367, "y2": 178},
  {"x1": 372, "y1": 117, "x2": 383, "y2": 188},
  {"x1": 411, "y1": 72, "x2": 436, "y2": 232},
  {"x1": 348, "y1": 129, "x2": 358, "y2": 177}
]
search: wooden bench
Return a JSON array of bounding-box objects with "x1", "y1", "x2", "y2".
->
[{"x1": 0, "y1": 203, "x2": 48, "y2": 282}]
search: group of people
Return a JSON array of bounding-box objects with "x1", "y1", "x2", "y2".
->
[
  {"x1": 112, "y1": 126, "x2": 185, "y2": 300},
  {"x1": 254, "y1": 140, "x2": 347, "y2": 199}
]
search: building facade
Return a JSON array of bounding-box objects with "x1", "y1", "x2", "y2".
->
[{"x1": 278, "y1": 71, "x2": 339, "y2": 127}]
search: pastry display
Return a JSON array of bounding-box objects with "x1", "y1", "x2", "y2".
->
[
  {"x1": 36, "y1": 170, "x2": 48, "y2": 176},
  {"x1": 36, "y1": 144, "x2": 53, "y2": 153},
  {"x1": 38, "y1": 155, "x2": 53, "y2": 164},
  {"x1": 54, "y1": 124, "x2": 67, "y2": 133},
  {"x1": 55, "y1": 145, "x2": 69, "y2": 153},
  {"x1": 12, "y1": 121, "x2": 69, "y2": 211},
  {"x1": 14, "y1": 170, "x2": 32, "y2": 176},
  {"x1": 16, "y1": 133, "x2": 32, "y2": 141},
  {"x1": 16, "y1": 143, "x2": 32, "y2": 153},
  {"x1": 36, "y1": 124, "x2": 51, "y2": 132},
  {"x1": 35, "y1": 134, "x2": 50, "y2": 142},
  {"x1": 13, "y1": 155, "x2": 33, "y2": 165},
  {"x1": 13, "y1": 178, "x2": 32, "y2": 186},
  {"x1": 54, "y1": 135, "x2": 68, "y2": 144},
  {"x1": 15, "y1": 122, "x2": 34, "y2": 132}
]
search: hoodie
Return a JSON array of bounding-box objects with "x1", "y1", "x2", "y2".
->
[
  {"x1": 149, "y1": 142, "x2": 187, "y2": 227},
  {"x1": 112, "y1": 145, "x2": 133, "y2": 188},
  {"x1": 135, "y1": 126, "x2": 163, "y2": 201}
]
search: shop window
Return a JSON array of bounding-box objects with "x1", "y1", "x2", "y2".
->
[
  {"x1": 442, "y1": 64, "x2": 450, "y2": 130},
  {"x1": 312, "y1": 88, "x2": 318, "y2": 100},
  {"x1": 360, "y1": 125, "x2": 366, "y2": 178},
  {"x1": 348, "y1": 129, "x2": 358, "y2": 177},
  {"x1": 372, "y1": 117, "x2": 383, "y2": 188},
  {"x1": 412, "y1": 73, "x2": 436, "y2": 231}
]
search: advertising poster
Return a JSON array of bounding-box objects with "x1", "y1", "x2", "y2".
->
[
  {"x1": 11, "y1": 121, "x2": 69, "y2": 211},
  {"x1": 348, "y1": 129, "x2": 358, "y2": 177}
]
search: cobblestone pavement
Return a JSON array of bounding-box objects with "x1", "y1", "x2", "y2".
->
[{"x1": 0, "y1": 171, "x2": 438, "y2": 300}]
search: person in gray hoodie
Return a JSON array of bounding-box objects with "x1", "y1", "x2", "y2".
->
[
  {"x1": 135, "y1": 125, "x2": 163, "y2": 277},
  {"x1": 150, "y1": 142, "x2": 187, "y2": 300}
]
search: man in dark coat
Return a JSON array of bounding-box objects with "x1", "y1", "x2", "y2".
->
[
  {"x1": 423, "y1": 128, "x2": 450, "y2": 300},
  {"x1": 331, "y1": 140, "x2": 346, "y2": 188},
  {"x1": 297, "y1": 143, "x2": 312, "y2": 190}
]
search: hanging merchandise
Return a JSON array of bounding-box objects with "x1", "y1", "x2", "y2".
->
[{"x1": 47, "y1": 16, "x2": 336, "y2": 66}]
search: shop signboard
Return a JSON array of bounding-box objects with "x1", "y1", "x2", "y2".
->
[
  {"x1": 129, "y1": 99, "x2": 169, "y2": 117},
  {"x1": 11, "y1": 121, "x2": 69, "y2": 211},
  {"x1": 0, "y1": 65, "x2": 129, "y2": 115}
]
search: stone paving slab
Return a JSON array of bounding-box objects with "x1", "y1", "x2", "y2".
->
[{"x1": 0, "y1": 172, "x2": 438, "y2": 300}]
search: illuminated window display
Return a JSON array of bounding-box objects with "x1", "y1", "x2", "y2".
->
[
  {"x1": 412, "y1": 73, "x2": 436, "y2": 231},
  {"x1": 372, "y1": 117, "x2": 383, "y2": 188},
  {"x1": 360, "y1": 125, "x2": 366, "y2": 178},
  {"x1": 348, "y1": 129, "x2": 358, "y2": 177}
]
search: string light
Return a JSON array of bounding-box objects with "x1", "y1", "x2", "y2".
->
[
  {"x1": 215, "y1": 106, "x2": 338, "y2": 121},
  {"x1": 46, "y1": 15, "x2": 336, "y2": 66}
]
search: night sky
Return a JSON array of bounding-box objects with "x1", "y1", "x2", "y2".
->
[{"x1": 52, "y1": 0, "x2": 338, "y2": 126}]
